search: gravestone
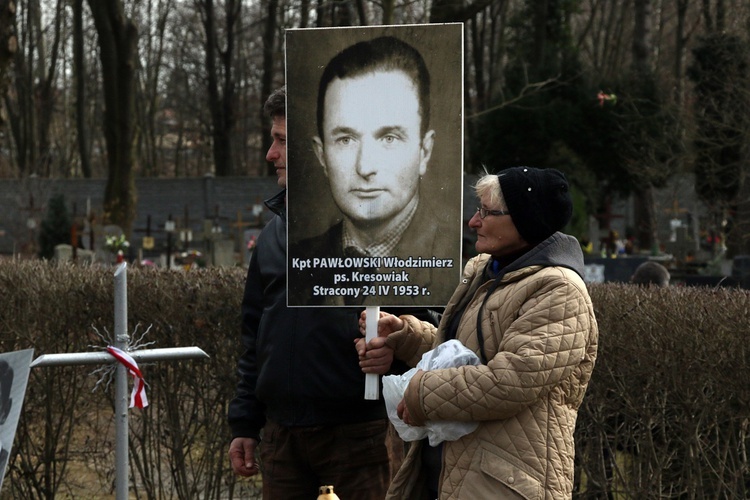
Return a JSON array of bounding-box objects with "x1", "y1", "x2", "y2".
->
[
  {"x1": 54, "y1": 244, "x2": 97, "y2": 264},
  {"x1": 209, "y1": 239, "x2": 235, "y2": 267},
  {"x1": 584, "y1": 256, "x2": 649, "y2": 283},
  {"x1": 54, "y1": 244, "x2": 73, "y2": 262},
  {"x1": 583, "y1": 264, "x2": 605, "y2": 283}
]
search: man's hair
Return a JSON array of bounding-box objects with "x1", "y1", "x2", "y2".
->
[
  {"x1": 632, "y1": 261, "x2": 671, "y2": 287},
  {"x1": 316, "y1": 36, "x2": 431, "y2": 138},
  {"x1": 264, "y1": 86, "x2": 286, "y2": 119}
]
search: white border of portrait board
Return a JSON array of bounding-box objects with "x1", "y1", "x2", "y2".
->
[
  {"x1": 0, "y1": 349, "x2": 34, "y2": 492},
  {"x1": 286, "y1": 23, "x2": 464, "y2": 308}
]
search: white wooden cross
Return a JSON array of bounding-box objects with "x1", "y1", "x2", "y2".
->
[{"x1": 29, "y1": 263, "x2": 209, "y2": 500}]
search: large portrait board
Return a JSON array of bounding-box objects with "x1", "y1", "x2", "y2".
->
[
  {"x1": 0, "y1": 349, "x2": 33, "y2": 492},
  {"x1": 286, "y1": 24, "x2": 464, "y2": 307}
]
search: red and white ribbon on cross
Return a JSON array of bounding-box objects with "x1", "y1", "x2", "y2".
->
[{"x1": 106, "y1": 346, "x2": 149, "y2": 409}]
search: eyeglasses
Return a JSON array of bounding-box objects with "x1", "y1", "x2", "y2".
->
[{"x1": 476, "y1": 207, "x2": 510, "y2": 219}]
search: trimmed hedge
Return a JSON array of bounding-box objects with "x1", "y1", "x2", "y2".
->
[
  {"x1": 0, "y1": 260, "x2": 748, "y2": 499},
  {"x1": 0, "y1": 261, "x2": 254, "y2": 499},
  {"x1": 578, "y1": 283, "x2": 750, "y2": 498}
]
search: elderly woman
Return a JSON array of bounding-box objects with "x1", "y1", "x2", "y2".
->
[{"x1": 357, "y1": 167, "x2": 598, "y2": 499}]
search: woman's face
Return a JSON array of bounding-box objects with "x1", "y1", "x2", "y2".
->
[{"x1": 468, "y1": 191, "x2": 529, "y2": 258}]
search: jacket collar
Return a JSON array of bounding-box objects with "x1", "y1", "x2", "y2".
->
[{"x1": 265, "y1": 189, "x2": 286, "y2": 218}]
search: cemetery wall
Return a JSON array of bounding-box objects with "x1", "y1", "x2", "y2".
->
[
  {"x1": 0, "y1": 174, "x2": 709, "y2": 270},
  {"x1": 0, "y1": 176, "x2": 280, "y2": 256}
]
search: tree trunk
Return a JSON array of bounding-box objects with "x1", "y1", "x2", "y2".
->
[
  {"x1": 0, "y1": 0, "x2": 17, "y2": 133},
  {"x1": 299, "y1": 0, "x2": 310, "y2": 27},
  {"x1": 715, "y1": 0, "x2": 725, "y2": 32},
  {"x1": 354, "y1": 0, "x2": 368, "y2": 25},
  {"x1": 531, "y1": 0, "x2": 548, "y2": 69},
  {"x1": 631, "y1": 0, "x2": 658, "y2": 252},
  {"x1": 34, "y1": 0, "x2": 63, "y2": 177},
  {"x1": 72, "y1": 0, "x2": 91, "y2": 178},
  {"x1": 7, "y1": 0, "x2": 34, "y2": 176},
  {"x1": 202, "y1": 0, "x2": 239, "y2": 177},
  {"x1": 466, "y1": 16, "x2": 483, "y2": 168},
  {"x1": 700, "y1": 0, "x2": 725, "y2": 32},
  {"x1": 632, "y1": 0, "x2": 653, "y2": 75},
  {"x1": 672, "y1": 0, "x2": 689, "y2": 107},
  {"x1": 381, "y1": 0, "x2": 394, "y2": 24},
  {"x1": 635, "y1": 186, "x2": 659, "y2": 255},
  {"x1": 88, "y1": 0, "x2": 139, "y2": 237},
  {"x1": 139, "y1": 0, "x2": 171, "y2": 177},
  {"x1": 260, "y1": 0, "x2": 278, "y2": 175}
]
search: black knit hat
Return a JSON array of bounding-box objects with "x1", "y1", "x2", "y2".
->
[{"x1": 498, "y1": 166, "x2": 572, "y2": 244}]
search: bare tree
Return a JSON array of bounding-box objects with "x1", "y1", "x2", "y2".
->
[
  {"x1": 631, "y1": 0, "x2": 660, "y2": 252},
  {"x1": 72, "y1": 0, "x2": 91, "y2": 178},
  {"x1": 4, "y1": 0, "x2": 64, "y2": 177},
  {"x1": 34, "y1": 0, "x2": 64, "y2": 177},
  {"x1": 87, "y1": 0, "x2": 139, "y2": 236},
  {"x1": 198, "y1": 0, "x2": 240, "y2": 177},
  {"x1": 259, "y1": 0, "x2": 278, "y2": 174},
  {"x1": 688, "y1": 31, "x2": 750, "y2": 257},
  {"x1": 701, "y1": 0, "x2": 726, "y2": 32},
  {"x1": 136, "y1": 0, "x2": 174, "y2": 177},
  {"x1": 0, "y1": 0, "x2": 17, "y2": 134},
  {"x1": 465, "y1": 1, "x2": 515, "y2": 166}
]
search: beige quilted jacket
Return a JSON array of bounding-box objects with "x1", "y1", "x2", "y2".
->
[{"x1": 385, "y1": 243, "x2": 598, "y2": 499}]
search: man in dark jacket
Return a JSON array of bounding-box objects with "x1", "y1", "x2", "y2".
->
[{"x1": 227, "y1": 86, "x2": 437, "y2": 500}]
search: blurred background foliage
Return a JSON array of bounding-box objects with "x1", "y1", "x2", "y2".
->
[{"x1": 0, "y1": 0, "x2": 749, "y2": 253}]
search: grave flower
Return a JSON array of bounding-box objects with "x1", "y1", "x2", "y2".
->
[{"x1": 105, "y1": 234, "x2": 130, "y2": 254}]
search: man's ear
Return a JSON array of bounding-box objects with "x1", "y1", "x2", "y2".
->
[
  {"x1": 312, "y1": 136, "x2": 329, "y2": 178},
  {"x1": 419, "y1": 129, "x2": 435, "y2": 176}
]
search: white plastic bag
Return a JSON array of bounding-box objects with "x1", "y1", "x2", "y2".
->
[{"x1": 382, "y1": 340, "x2": 481, "y2": 446}]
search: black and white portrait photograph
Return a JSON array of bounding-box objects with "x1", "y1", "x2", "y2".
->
[
  {"x1": 286, "y1": 24, "x2": 463, "y2": 307},
  {"x1": 0, "y1": 349, "x2": 33, "y2": 492}
]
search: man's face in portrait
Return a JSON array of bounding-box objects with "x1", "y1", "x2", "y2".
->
[{"x1": 313, "y1": 70, "x2": 435, "y2": 228}]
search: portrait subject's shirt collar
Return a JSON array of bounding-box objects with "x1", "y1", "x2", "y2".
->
[{"x1": 342, "y1": 199, "x2": 418, "y2": 258}]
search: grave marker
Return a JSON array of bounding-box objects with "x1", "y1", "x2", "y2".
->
[
  {"x1": 30, "y1": 263, "x2": 209, "y2": 500},
  {"x1": 230, "y1": 210, "x2": 254, "y2": 265},
  {"x1": 180, "y1": 205, "x2": 193, "y2": 251}
]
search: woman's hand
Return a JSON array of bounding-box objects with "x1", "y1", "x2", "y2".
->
[
  {"x1": 397, "y1": 398, "x2": 415, "y2": 426},
  {"x1": 397, "y1": 369, "x2": 425, "y2": 426},
  {"x1": 358, "y1": 310, "x2": 405, "y2": 337},
  {"x1": 354, "y1": 310, "x2": 404, "y2": 375}
]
